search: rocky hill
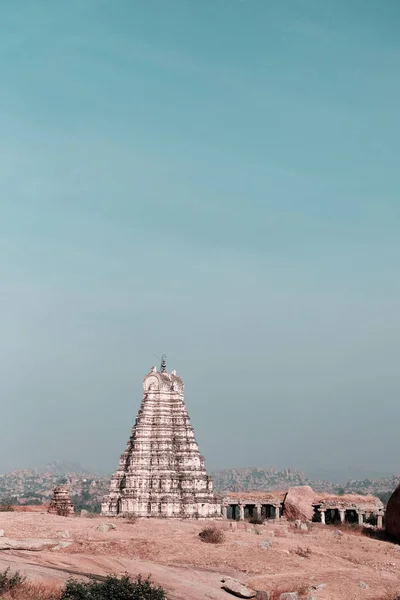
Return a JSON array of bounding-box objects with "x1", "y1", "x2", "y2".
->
[
  {"x1": 0, "y1": 463, "x2": 398, "y2": 509},
  {"x1": 0, "y1": 463, "x2": 109, "y2": 512},
  {"x1": 211, "y1": 467, "x2": 399, "y2": 504},
  {"x1": 212, "y1": 467, "x2": 335, "y2": 493}
]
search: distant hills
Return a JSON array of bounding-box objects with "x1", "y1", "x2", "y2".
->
[
  {"x1": 39, "y1": 461, "x2": 94, "y2": 476},
  {"x1": 212, "y1": 467, "x2": 333, "y2": 493},
  {"x1": 212, "y1": 467, "x2": 399, "y2": 504},
  {"x1": 0, "y1": 463, "x2": 398, "y2": 509}
]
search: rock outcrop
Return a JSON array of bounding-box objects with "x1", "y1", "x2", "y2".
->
[
  {"x1": 283, "y1": 486, "x2": 315, "y2": 521},
  {"x1": 386, "y1": 483, "x2": 400, "y2": 540},
  {"x1": 102, "y1": 360, "x2": 221, "y2": 518},
  {"x1": 221, "y1": 577, "x2": 257, "y2": 598}
]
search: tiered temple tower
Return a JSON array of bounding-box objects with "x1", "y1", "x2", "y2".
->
[{"x1": 102, "y1": 360, "x2": 221, "y2": 518}]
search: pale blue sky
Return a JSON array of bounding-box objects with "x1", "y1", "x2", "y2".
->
[{"x1": 0, "y1": 1, "x2": 399, "y2": 480}]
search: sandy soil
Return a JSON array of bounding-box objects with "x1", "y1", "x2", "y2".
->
[{"x1": 0, "y1": 511, "x2": 399, "y2": 599}]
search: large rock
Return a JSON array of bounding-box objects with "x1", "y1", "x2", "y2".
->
[
  {"x1": 0, "y1": 538, "x2": 57, "y2": 551},
  {"x1": 283, "y1": 486, "x2": 315, "y2": 521},
  {"x1": 98, "y1": 523, "x2": 116, "y2": 532},
  {"x1": 221, "y1": 577, "x2": 257, "y2": 598},
  {"x1": 386, "y1": 484, "x2": 400, "y2": 541}
]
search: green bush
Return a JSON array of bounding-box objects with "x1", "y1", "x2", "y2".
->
[
  {"x1": 0, "y1": 568, "x2": 26, "y2": 594},
  {"x1": 60, "y1": 574, "x2": 166, "y2": 600}
]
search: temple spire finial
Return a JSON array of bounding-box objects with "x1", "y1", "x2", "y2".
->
[{"x1": 160, "y1": 354, "x2": 167, "y2": 373}]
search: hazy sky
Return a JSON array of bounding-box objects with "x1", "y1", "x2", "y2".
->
[{"x1": 1, "y1": 1, "x2": 399, "y2": 481}]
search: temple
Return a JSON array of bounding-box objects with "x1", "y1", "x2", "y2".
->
[
  {"x1": 102, "y1": 360, "x2": 221, "y2": 518},
  {"x1": 48, "y1": 485, "x2": 74, "y2": 516}
]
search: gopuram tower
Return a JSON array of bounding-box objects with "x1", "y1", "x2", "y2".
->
[{"x1": 102, "y1": 358, "x2": 221, "y2": 518}]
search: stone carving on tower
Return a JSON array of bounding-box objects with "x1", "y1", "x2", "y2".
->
[{"x1": 102, "y1": 360, "x2": 221, "y2": 518}]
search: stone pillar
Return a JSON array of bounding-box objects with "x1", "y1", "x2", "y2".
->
[
  {"x1": 239, "y1": 505, "x2": 245, "y2": 521},
  {"x1": 339, "y1": 509, "x2": 345, "y2": 523},
  {"x1": 320, "y1": 509, "x2": 326, "y2": 524},
  {"x1": 255, "y1": 504, "x2": 261, "y2": 520},
  {"x1": 275, "y1": 505, "x2": 280, "y2": 520},
  {"x1": 222, "y1": 505, "x2": 227, "y2": 519},
  {"x1": 358, "y1": 512, "x2": 364, "y2": 526},
  {"x1": 377, "y1": 514, "x2": 383, "y2": 529}
]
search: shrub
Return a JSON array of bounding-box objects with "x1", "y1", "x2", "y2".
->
[
  {"x1": 0, "y1": 568, "x2": 26, "y2": 594},
  {"x1": 292, "y1": 546, "x2": 312, "y2": 558},
  {"x1": 56, "y1": 506, "x2": 72, "y2": 517},
  {"x1": 60, "y1": 574, "x2": 166, "y2": 600},
  {"x1": 248, "y1": 516, "x2": 264, "y2": 525},
  {"x1": 199, "y1": 526, "x2": 225, "y2": 544},
  {"x1": 122, "y1": 513, "x2": 138, "y2": 525},
  {"x1": 0, "y1": 504, "x2": 14, "y2": 512}
]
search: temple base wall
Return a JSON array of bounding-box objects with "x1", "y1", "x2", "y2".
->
[{"x1": 102, "y1": 496, "x2": 221, "y2": 519}]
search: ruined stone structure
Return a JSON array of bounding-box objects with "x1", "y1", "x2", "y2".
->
[
  {"x1": 313, "y1": 495, "x2": 384, "y2": 527},
  {"x1": 48, "y1": 485, "x2": 74, "y2": 516},
  {"x1": 221, "y1": 488, "x2": 385, "y2": 527},
  {"x1": 102, "y1": 361, "x2": 221, "y2": 518},
  {"x1": 222, "y1": 492, "x2": 285, "y2": 521}
]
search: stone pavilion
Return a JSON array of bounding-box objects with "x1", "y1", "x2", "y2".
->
[{"x1": 102, "y1": 359, "x2": 221, "y2": 518}]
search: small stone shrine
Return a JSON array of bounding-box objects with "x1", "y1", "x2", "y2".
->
[{"x1": 48, "y1": 485, "x2": 74, "y2": 516}]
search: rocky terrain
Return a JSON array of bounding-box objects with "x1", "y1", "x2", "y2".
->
[
  {"x1": 212, "y1": 468, "x2": 335, "y2": 494},
  {"x1": 0, "y1": 463, "x2": 109, "y2": 512},
  {"x1": 0, "y1": 463, "x2": 398, "y2": 510},
  {"x1": 1, "y1": 509, "x2": 400, "y2": 599}
]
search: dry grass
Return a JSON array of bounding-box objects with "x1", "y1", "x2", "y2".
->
[
  {"x1": 198, "y1": 526, "x2": 225, "y2": 544},
  {"x1": 1, "y1": 581, "x2": 61, "y2": 599},
  {"x1": 0, "y1": 569, "x2": 60, "y2": 599},
  {"x1": 332, "y1": 522, "x2": 364, "y2": 535},
  {"x1": 13, "y1": 505, "x2": 46, "y2": 513}
]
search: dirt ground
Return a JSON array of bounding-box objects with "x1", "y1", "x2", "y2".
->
[{"x1": 0, "y1": 511, "x2": 400, "y2": 599}]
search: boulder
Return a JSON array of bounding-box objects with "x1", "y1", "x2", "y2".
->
[
  {"x1": 279, "y1": 594, "x2": 299, "y2": 600},
  {"x1": 56, "y1": 530, "x2": 70, "y2": 538},
  {"x1": 221, "y1": 577, "x2": 257, "y2": 598},
  {"x1": 0, "y1": 529, "x2": 4, "y2": 537},
  {"x1": 0, "y1": 538, "x2": 57, "y2": 551},
  {"x1": 386, "y1": 484, "x2": 400, "y2": 541},
  {"x1": 255, "y1": 592, "x2": 270, "y2": 600},
  {"x1": 98, "y1": 523, "x2": 116, "y2": 533},
  {"x1": 51, "y1": 541, "x2": 73, "y2": 550},
  {"x1": 283, "y1": 486, "x2": 315, "y2": 521}
]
